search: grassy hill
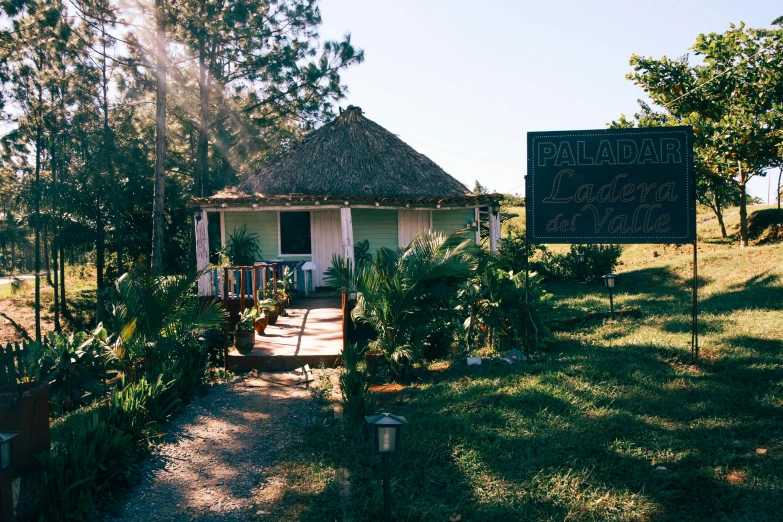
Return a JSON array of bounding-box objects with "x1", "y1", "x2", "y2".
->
[{"x1": 285, "y1": 204, "x2": 783, "y2": 521}]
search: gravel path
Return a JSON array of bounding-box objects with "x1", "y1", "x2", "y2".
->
[{"x1": 104, "y1": 373, "x2": 325, "y2": 522}]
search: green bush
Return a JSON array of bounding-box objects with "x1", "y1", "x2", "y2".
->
[
  {"x1": 496, "y1": 227, "x2": 621, "y2": 282},
  {"x1": 339, "y1": 343, "x2": 374, "y2": 428},
  {"x1": 748, "y1": 208, "x2": 783, "y2": 240},
  {"x1": 537, "y1": 243, "x2": 622, "y2": 282},
  {"x1": 29, "y1": 268, "x2": 224, "y2": 522},
  {"x1": 37, "y1": 413, "x2": 135, "y2": 520},
  {"x1": 109, "y1": 375, "x2": 181, "y2": 438}
]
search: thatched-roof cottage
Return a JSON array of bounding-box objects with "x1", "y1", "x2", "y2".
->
[{"x1": 190, "y1": 106, "x2": 502, "y2": 296}]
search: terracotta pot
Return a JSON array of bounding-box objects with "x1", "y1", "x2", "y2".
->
[
  {"x1": 234, "y1": 330, "x2": 255, "y2": 354},
  {"x1": 267, "y1": 310, "x2": 279, "y2": 325},
  {"x1": 365, "y1": 352, "x2": 382, "y2": 369},
  {"x1": 254, "y1": 316, "x2": 268, "y2": 335}
]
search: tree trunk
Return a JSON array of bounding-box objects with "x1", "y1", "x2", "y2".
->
[
  {"x1": 60, "y1": 243, "x2": 67, "y2": 319},
  {"x1": 103, "y1": 37, "x2": 123, "y2": 276},
  {"x1": 53, "y1": 239, "x2": 60, "y2": 331},
  {"x1": 43, "y1": 223, "x2": 52, "y2": 287},
  {"x1": 738, "y1": 182, "x2": 749, "y2": 248},
  {"x1": 151, "y1": 0, "x2": 167, "y2": 270},
  {"x1": 34, "y1": 116, "x2": 42, "y2": 343},
  {"x1": 190, "y1": 26, "x2": 215, "y2": 272},
  {"x1": 50, "y1": 109, "x2": 60, "y2": 331},
  {"x1": 778, "y1": 167, "x2": 782, "y2": 210},
  {"x1": 716, "y1": 205, "x2": 727, "y2": 238}
]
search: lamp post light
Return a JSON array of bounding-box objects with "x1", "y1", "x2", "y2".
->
[
  {"x1": 365, "y1": 413, "x2": 407, "y2": 522},
  {"x1": 602, "y1": 274, "x2": 617, "y2": 320},
  {"x1": 577, "y1": 251, "x2": 585, "y2": 281},
  {"x1": 0, "y1": 431, "x2": 18, "y2": 472}
]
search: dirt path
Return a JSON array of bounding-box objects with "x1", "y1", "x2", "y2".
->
[{"x1": 104, "y1": 373, "x2": 328, "y2": 522}]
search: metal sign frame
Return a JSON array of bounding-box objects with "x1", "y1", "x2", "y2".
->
[
  {"x1": 524, "y1": 126, "x2": 698, "y2": 361},
  {"x1": 526, "y1": 127, "x2": 694, "y2": 244}
]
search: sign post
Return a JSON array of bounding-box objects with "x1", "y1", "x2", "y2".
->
[{"x1": 526, "y1": 127, "x2": 698, "y2": 360}]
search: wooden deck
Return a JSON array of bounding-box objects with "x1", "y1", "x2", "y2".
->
[{"x1": 226, "y1": 298, "x2": 343, "y2": 371}]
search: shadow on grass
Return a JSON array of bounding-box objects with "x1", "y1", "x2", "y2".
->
[
  {"x1": 553, "y1": 266, "x2": 781, "y2": 327},
  {"x1": 316, "y1": 338, "x2": 783, "y2": 521},
  {"x1": 698, "y1": 271, "x2": 783, "y2": 313},
  {"x1": 724, "y1": 335, "x2": 783, "y2": 355}
]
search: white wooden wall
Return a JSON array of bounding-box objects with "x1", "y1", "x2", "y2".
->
[
  {"x1": 195, "y1": 209, "x2": 211, "y2": 296},
  {"x1": 311, "y1": 210, "x2": 343, "y2": 287},
  {"x1": 489, "y1": 212, "x2": 501, "y2": 253},
  {"x1": 398, "y1": 210, "x2": 431, "y2": 247}
]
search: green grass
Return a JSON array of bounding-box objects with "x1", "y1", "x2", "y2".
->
[
  {"x1": 0, "y1": 266, "x2": 97, "y2": 341},
  {"x1": 247, "y1": 206, "x2": 783, "y2": 521}
]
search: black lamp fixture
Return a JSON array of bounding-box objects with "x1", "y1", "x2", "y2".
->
[
  {"x1": 602, "y1": 274, "x2": 617, "y2": 319},
  {"x1": 365, "y1": 413, "x2": 407, "y2": 522},
  {"x1": 0, "y1": 431, "x2": 19, "y2": 471},
  {"x1": 577, "y1": 251, "x2": 586, "y2": 264}
]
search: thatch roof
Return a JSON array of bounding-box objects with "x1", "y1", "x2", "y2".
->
[{"x1": 237, "y1": 106, "x2": 472, "y2": 198}]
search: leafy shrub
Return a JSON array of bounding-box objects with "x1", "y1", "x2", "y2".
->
[
  {"x1": 39, "y1": 330, "x2": 109, "y2": 414},
  {"x1": 30, "y1": 269, "x2": 224, "y2": 521},
  {"x1": 109, "y1": 375, "x2": 180, "y2": 438},
  {"x1": 10, "y1": 276, "x2": 29, "y2": 295},
  {"x1": 748, "y1": 208, "x2": 783, "y2": 241},
  {"x1": 536, "y1": 243, "x2": 622, "y2": 281},
  {"x1": 37, "y1": 413, "x2": 135, "y2": 520},
  {"x1": 461, "y1": 260, "x2": 552, "y2": 356},
  {"x1": 326, "y1": 231, "x2": 478, "y2": 378},
  {"x1": 339, "y1": 343, "x2": 374, "y2": 427},
  {"x1": 495, "y1": 226, "x2": 546, "y2": 274},
  {"x1": 497, "y1": 226, "x2": 621, "y2": 282}
]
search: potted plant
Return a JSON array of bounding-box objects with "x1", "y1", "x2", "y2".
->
[
  {"x1": 258, "y1": 298, "x2": 279, "y2": 325},
  {"x1": 280, "y1": 266, "x2": 295, "y2": 305},
  {"x1": 365, "y1": 347, "x2": 384, "y2": 370},
  {"x1": 274, "y1": 293, "x2": 287, "y2": 316},
  {"x1": 254, "y1": 311, "x2": 268, "y2": 335},
  {"x1": 234, "y1": 308, "x2": 256, "y2": 354}
]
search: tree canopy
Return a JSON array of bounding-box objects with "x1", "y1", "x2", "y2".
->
[
  {"x1": 616, "y1": 19, "x2": 783, "y2": 246},
  {"x1": 0, "y1": 0, "x2": 363, "y2": 338}
]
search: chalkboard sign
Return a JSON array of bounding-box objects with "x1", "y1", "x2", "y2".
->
[{"x1": 526, "y1": 127, "x2": 694, "y2": 244}]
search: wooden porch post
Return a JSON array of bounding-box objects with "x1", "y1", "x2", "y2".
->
[
  {"x1": 195, "y1": 209, "x2": 211, "y2": 296},
  {"x1": 219, "y1": 210, "x2": 226, "y2": 248},
  {"x1": 489, "y1": 210, "x2": 501, "y2": 253},
  {"x1": 340, "y1": 207, "x2": 355, "y2": 263},
  {"x1": 474, "y1": 207, "x2": 481, "y2": 246}
]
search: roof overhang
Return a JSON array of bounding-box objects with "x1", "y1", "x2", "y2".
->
[{"x1": 188, "y1": 190, "x2": 503, "y2": 210}]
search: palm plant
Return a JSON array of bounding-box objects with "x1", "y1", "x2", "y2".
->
[
  {"x1": 97, "y1": 268, "x2": 226, "y2": 381},
  {"x1": 220, "y1": 225, "x2": 261, "y2": 266},
  {"x1": 325, "y1": 230, "x2": 478, "y2": 376}
]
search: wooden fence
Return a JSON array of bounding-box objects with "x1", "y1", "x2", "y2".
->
[{"x1": 0, "y1": 339, "x2": 47, "y2": 389}]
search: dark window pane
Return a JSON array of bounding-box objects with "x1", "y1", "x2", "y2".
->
[{"x1": 280, "y1": 212, "x2": 311, "y2": 254}]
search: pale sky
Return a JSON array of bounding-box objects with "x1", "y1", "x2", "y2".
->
[{"x1": 319, "y1": 0, "x2": 782, "y2": 201}]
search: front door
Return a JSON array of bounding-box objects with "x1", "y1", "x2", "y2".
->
[{"x1": 311, "y1": 210, "x2": 342, "y2": 288}]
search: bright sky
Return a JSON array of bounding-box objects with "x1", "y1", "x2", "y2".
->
[{"x1": 319, "y1": 0, "x2": 782, "y2": 201}]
